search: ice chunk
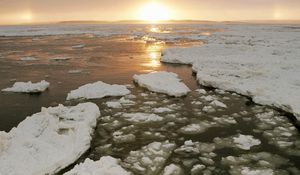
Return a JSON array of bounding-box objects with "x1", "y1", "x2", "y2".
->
[
  {"x1": 179, "y1": 122, "x2": 216, "y2": 134},
  {"x1": 133, "y1": 71, "x2": 190, "y2": 97},
  {"x1": 153, "y1": 107, "x2": 173, "y2": 113},
  {"x1": 71, "y1": 44, "x2": 85, "y2": 49},
  {"x1": 106, "y1": 101, "x2": 122, "y2": 109},
  {"x1": 174, "y1": 140, "x2": 215, "y2": 156},
  {"x1": 67, "y1": 81, "x2": 130, "y2": 100},
  {"x1": 0, "y1": 103, "x2": 100, "y2": 175},
  {"x1": 233, "y1": 134, "x2": 261, "y2": 150},
  {"x1": 163, "y1": 164, "x2": 182, "y2": 175},
  {"x1": 68, "y1": 69, "x2": 83, "y2": 74},
  {"x1": 20, "y1": 56, "x2": 37, "y2": 61},
  {"x1": 64, "y1": 156, "x2": 131, "y2": 175},
  {"x1": 122, "y1": 141, "x2": 176, "y2": 175},
  {"x1": 2, "y1": 80, "x2": 49, "y2": 93},
  {"x1": 214, "y1": 134, "x2": 261, "y2": 150},
  {"x1": 210, "y1": 100, "x2": 227, "y2": 108},
  {"x1": 122, "y1": 113, "x2": 163, "y2": 124},
  {"x1": 221, "y1": 152, "x2": 290, "y2": 175}
]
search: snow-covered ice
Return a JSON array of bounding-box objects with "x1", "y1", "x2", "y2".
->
[
  {"x1": 133, "y1": 71, "x2": 190, "y2": 97},
  {"x1": 122, "y1": 141, "x2": 176, "y2": 175},
  {"x1": 64, "y1": 156, "x2": 131, "y2": 175},
  {"x1": 67, "y1": 81, "x2": 130, "y2": 100},
  {"x1": 0, "y1": 102, "x2": 100, "y2": 175},
  {"x1": 162, "y1": 24, "x2": 300, "y2": 119},
  {"x1": 2, "y1": 80, "x2": 49, "y2": 93}
]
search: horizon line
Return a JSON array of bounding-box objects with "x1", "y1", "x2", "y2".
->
[{"x1": 1, "y1": 19, "x2": 300, "y2": 26}]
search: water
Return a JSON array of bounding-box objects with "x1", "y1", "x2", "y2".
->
[{"x1": 0, "y1": 24, "x2": 299, "y2": 174}]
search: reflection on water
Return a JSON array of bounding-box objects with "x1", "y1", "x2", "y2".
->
[{"x1": 142, "y1": 42, "x2": 164, "y2": 68}]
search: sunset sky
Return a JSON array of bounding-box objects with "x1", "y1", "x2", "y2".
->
[{"x1": 0, "y1": 0, "x2": 300, "y2": 24}]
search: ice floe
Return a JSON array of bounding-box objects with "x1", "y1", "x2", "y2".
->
[
  {"x1": 67, "y1": 81, "x2": 130, "y2": 100},
  {"x1": 2, "y1": 80, "x2": 50, "y2": 93},
  {"x1": 122, "y1": 113, "x2": 163, "y2": 124},
  {"x1": 122, "y1": 141, "x2": 176, "y2": 175},
  {"x1": 20, "y1": 56, "x2": 38, "y2": 61},
  {"x1": 163, "y1": 164, "x2": 183, "y2": 175},
  {"x1": 221, "y1": 152, "x2": 298, "y2": 175},
  {"x1": 214, "y1": 134, "x2": 261, "y2": 150},
  {"x1": 162, "y1": 24, "x2": 300, "y2": 119},
  {"x1": 0, "y1": 102, "x2": 100, "y2": 175},
  {"x1": 133, "y1": 71, "x2": 190, "y2": 97},
  {"x1": 179, "y1": 122, "x2": 215, "y2": 134},
  {"x1": 106, "y1": 101, "x2": 122, "y2": 109},
  {"x1": 64, "y1": 156, "x2": 131, "y2": 175}
]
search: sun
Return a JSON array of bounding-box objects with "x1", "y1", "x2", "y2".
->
[{"x1": 139, "y1": 2, "x2": 170, "y2": 22}]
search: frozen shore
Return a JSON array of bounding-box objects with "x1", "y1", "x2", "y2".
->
[
  {"x1": 162, "y1": 24, "x2": 300, "y2": 119},
  {"x1": 0, "y1": 103, "x2": 100, "y2": 175}
]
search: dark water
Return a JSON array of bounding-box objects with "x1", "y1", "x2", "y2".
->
[
  {"x1": 0, "y1": 35, "x2": 197, "y2": 131},
  {"x1": 0, "y1": 30, "x2": 299, "y2": 174}
]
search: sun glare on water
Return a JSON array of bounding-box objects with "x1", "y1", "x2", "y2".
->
[{"x1": 139, "y1": 2, "x2": 170, "y2": 22}]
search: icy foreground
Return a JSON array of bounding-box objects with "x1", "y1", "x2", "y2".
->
[
  {"x1": 2, "y1": 80, "x2": 49, "y2": 93},
  {"x1": 67, "y1": 81, "x2": 130, "y2": 100},
  {"x1": 133, "y1": 71, "x2": 190, "y2": 97},
  {"x1": 162, "y1": 25, "x2": 300, "y2": 119},
  {"x1": 64, "y1": 156, "x2": 131, "y2": 175},
  {"x1": 0, "y1": 103, "x2": 100, "y2": 175}
]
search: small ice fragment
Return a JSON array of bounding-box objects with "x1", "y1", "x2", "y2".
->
[
  {"x1": 133, "y1": 71, "x2": 190, "y2": 97},
  {"x1": 67, "y1": 81, "x2": 130, "y2": 100},
  {"x1": 20, "y1": 57, "x2": 37, "y2": 61},
  {"x1": 2, "y1": 80, "x2": 49, "y2": 93}
]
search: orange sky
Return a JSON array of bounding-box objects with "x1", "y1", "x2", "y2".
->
[{"x1": 0, "y1": 0, "x2": 300, "y2": 24}]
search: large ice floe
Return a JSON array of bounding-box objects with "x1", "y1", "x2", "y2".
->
[
  {"x1": 1, "y1": 80, "x2": 50, "y2": 93},
  {"x1": 162, "y1": 24, "x2": 300, "y2": 119},
  {"x1": 64, "y1": 156, "x2": 131, "y2": 175},
  {"x1": 133, "y1": 71, "x2": 191, "y2": 97},
  {"x1": 67, "y1": 81, "x2": 130, "y2": 100},
  {"x1": 0, "y1": 102, "x2": 100, "y2": 175}
]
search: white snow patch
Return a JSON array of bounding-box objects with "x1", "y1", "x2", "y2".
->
[
  {"x1": 67, "y1": 81, "x2": 130, "y2": 100},
  {"x1": 2, "y1": 80, "x2": 49, "y2": 93},
  {"x1": 64, "y1": 156, "x2": 131, "y2": 175},
  {"x1": 133, "y1": 71, "x2": 190, "y2": 97},
  {"x1": 0, "y1": 102, "x2": 100, "y2": 175}
]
